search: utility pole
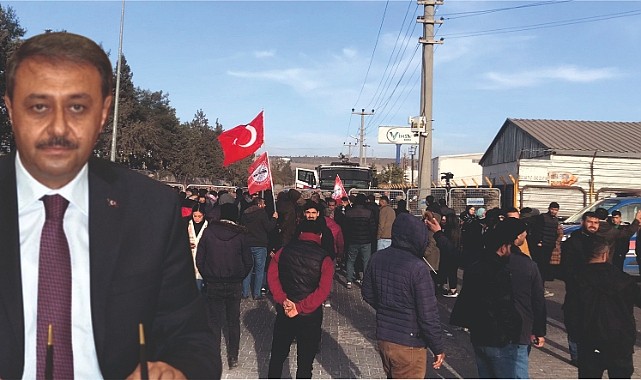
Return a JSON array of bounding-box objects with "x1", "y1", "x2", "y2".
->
[
  {"x1": 343, "y1": 139, "x2": 358, "y2": 161},
  {"x1": 417, "y1": 0, "x2": 443, "y2": 202},
  {"x1": 111, "y1": 0, "x2": 126, "y2": 162},
  {"x1": 409, "y1": 145, "x2": 417, "y2": 186},
  {"x1": 352, "y1": 108, "x2": 374, "y2": 166}
]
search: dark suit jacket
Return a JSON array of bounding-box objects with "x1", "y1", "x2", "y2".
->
[{"x1": 0, "y1": 155, "x2": 218, "y2": 379}]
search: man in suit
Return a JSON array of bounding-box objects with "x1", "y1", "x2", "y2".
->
[{"x1": 0, "y1": 32, "x2": 216, "y2": 379}]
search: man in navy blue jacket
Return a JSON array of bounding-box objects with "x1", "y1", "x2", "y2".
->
[{"x1": 362, "y1": 213, "x2": 445, "y2": 378}]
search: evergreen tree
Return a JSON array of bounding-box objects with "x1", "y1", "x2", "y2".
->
[{"x1": 0, "y1": 5, "x2": 26, "y2": 153}]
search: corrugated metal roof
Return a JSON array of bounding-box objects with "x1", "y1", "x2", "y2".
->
[{"x1": 510, "y1": 119, "x2": 641, "y2": 156}]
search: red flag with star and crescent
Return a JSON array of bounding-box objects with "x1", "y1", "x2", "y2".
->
[
  {"x1": 332, "y1": 175, "x2": 348, "y2": 201},
  {"x1": 247, "y1": 152, "x2": 272, "y2": 194},
  {"x1": 218, "y1": 111, "x2": 264, "y2": 166}
]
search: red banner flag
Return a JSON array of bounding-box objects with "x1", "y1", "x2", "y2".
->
[
  {"x1": 218, "y1": 111, "x2": 264, "y2": 166},
  {"x1": 247, "y1": 152, "x2": 272, "y2": 195},
  {"x1": 332, "y1": 175, "x2": 348, "y2": 201}
]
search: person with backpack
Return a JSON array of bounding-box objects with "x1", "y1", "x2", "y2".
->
[{"x1": 563, "y1": 239, "x2": 641, "y2": 378}]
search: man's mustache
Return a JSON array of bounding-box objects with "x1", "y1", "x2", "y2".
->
[{"x1": 36, "y1": 136, "x2": 79, "y2": 149}]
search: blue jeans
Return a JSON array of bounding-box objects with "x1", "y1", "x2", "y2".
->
[
  {"x1": 473, "y1": 344, "x2": 518, "y2": 378},
  {"x1": 242, "y1": 247, "x2": 267, "y2": 298},
  {"x1": 346, "y1": 243, "x2": 371, "y2": 282},
  {"x1": 514, "y1": 344, "x2": 530, "y2": 378},
  {"x1": 377, "y1": 239, "x2": 392, "y2": 251}
]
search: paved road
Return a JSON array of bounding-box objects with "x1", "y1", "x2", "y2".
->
[{"x1": 219, "y1": 270, "x2": 641, "y2": 379}]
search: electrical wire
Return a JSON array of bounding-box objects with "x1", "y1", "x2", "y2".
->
[
  {"x1": 440, "y1": 10, "x2": 641, "y2": 39},
  {"x1": 439, "y1": 0, "x2": 573, "y2": 20},
  {"x1": 351, "y1": 0, "x2": 389, "y2": 110}
]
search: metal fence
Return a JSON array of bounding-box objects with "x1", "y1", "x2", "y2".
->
[
  {"x1": 449, "y1": 188, "x2": 501, "y2": 215},
  {"x1": 406, "y1": 188, "x2": 447, "y2": 216},
  {"x1": 348, "y1": 188, "x2": 407, "y2": 209}
]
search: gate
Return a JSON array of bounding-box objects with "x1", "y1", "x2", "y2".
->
[
  {"x1": 406, "y1": 188, "x2": 447, "y2": 216},
  {"x1": 449, "y1": 188, "x2": 501, "y2": 215}
]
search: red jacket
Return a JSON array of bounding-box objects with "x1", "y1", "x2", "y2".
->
[{"x1": 325, "y1": 216, "x2": 344, "y2": 258}]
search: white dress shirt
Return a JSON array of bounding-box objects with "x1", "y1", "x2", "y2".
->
[{"x1": 16, "y1": 152, "x2": 102, "y2": 379}]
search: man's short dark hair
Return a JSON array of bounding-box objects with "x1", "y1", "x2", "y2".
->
[
  {"x1": 5, "y1": 32, "x2": 113, "y2": 99},
  {"x1": 586, "y1": 238, "x2": 609, "y2": 260},
  {"x1": 582, "y1": 211, "x2": 598, "y2": 221},
  {"x1": 299, "y1": 220, "x2": 322, "y2": 235},
  {"x1": 251, "y1": 197, "x2": 265, "y2": 206},
  {"x1": 505, "y1": 207, "x2": 519, "y2": 214},
  {"x1": 549, "y1": 202, "x2": 560, "y2": 209},
  {"x1": 594, "y1": 208, "x2": 609, "y2": 221},
  {"x1": 379, "y1": 195, "x2": 390, "y2": 203},
  {"x1": 611, "y1": 210, "x2": 622, "y2": 217}
]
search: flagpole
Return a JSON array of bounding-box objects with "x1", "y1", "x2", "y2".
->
[{"x1": 265, "y1": 151, "x2": 277, "y2": 211}]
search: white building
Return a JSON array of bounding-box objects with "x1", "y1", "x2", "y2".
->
[{"x1": 431, "y1": 153, "x2": 483, "y2": 188}]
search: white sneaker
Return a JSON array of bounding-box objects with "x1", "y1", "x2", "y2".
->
[
  {"x1": 544, "y1": 289, "x2": 554, "y2": 298},
  {"x1": 324, "y1": 300, "x2": 331, "y2": 307},
  {"x1": 443, "y1": 289, "x2": 459, "y2": 298}
]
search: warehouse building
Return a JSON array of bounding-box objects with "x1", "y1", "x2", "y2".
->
[{"x1": 479, "y1": 118, "x2": 641, "y2": 218}]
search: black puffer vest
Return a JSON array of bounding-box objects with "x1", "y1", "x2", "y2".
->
[{"x1": 279, "y1": 239, "x2": 328, "y2": 304}]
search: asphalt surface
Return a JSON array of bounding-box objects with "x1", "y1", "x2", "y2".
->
[{"x1": 217, "y1": 269, "x2": 641, "y2": 379}]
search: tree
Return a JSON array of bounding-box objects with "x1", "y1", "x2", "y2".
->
[
  {"x1": 170, "y1": 109, "x2": 225, "y2": 184},
  {"x1": 271, "y1": 157, "x2": 294, "y2": 186},
  {"x1": 377, "y1": 163, "x2": 406, "y2": 185},
  {"x1": 0, "y1": 5, "x2": 26, "y2": 153}
]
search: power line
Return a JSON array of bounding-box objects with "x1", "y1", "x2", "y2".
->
[
  {"x1": 440, "y1": 9, "x2": 641, "y2": 39},
  {"x1": 352, "y1": 0, "x2": 390, "y2": 109},
  {"x1": 365, "y1": 1, "x2": 418, "y2": 110},
  {"x1": 439, "y1": 0, "x2": 573, "y2": 20}
]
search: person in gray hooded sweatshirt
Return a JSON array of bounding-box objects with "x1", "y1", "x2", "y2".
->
[{"x1": 362, "y1": 213, "x2": 446, "y2": 378}]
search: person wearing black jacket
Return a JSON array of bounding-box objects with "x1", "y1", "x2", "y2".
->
[
  {"x1": 241, "y1": 197, "x2": 278, "y2": 300},
  {"x1": 196, "y1": 203, "x2": 253, "y2": 371},
  {"x1": 451, "y1": 219, "x2": 544, "y2": 378},
  {"x1": 341, "y1": 193, "x2": 376, "y2": 288},
  {"x1": 563, "y1": 240, "x2": 641, "y2": 378}
]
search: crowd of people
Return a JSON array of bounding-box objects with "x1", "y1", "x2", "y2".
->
[{"x1": 182, "y1": 185, "x2": 641, "y2": 379}]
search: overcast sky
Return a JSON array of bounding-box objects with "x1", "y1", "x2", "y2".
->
[{"x1": 6, "y1": 1, "x2": 641, "y2": 159}]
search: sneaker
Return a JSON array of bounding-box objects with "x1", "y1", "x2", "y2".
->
[
  {"x1": 324, "y1": 300, "x2": 331, "y2": 307},
  {"x1": 443, "y1": 289, "x2": 459, "y2": 298},
  {"x1": 346, "y1": 282, "x2": 352, "y2": 289},
  {"x1": 228, "y1": 357, "x2": 238, "y2": 369},
  {"x1": 261, "y1": 287, "x2": 267, "y2": 296},
  {"x1": 544, "y1": 289, "x2": 555, "y2": 298},
  {"x1": 354, "y1": 279, "x2": 362, "y2": 286}
]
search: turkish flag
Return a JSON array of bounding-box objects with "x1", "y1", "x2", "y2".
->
[
  {"x1": 218, "y1": 111, "x2": 264, "y2": 166},
  {"x1": 332, "y1": 175, "x2": 348, "y2": 201},
  {"x1": 247, "y1": 152, "x2": 272, "y2": 194}
]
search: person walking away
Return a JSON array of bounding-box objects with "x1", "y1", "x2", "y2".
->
[
  {"x1": 362, "y1": 213, "x2": 445, "y2": 378},
  {"x1": 188, "y1": 203, "x2": 209, "y2": 292},
  {"x1": 529, "y1": 202, "x2": 561, "y2": 297},
  {"x1": 240, "y1": 197, "x2": 278, "y2": 300},
  {"x1": 267, "y1": 220, "x2": 334, "y2": 378},
  {"x1": 563, "y1": 240, "x2": 641, "y2": 378},
  {"x1": 277, "y1": 189, "x2": 302, "y2": 246},
  {"x1": 440, "y1": 213, "x2": 462, "y2": 297},
  {"x1": 341, "y1": 193, "x2": 376, "y2": 289},
  {"x1": 376, "y1": 195, "x2": 395, "y2": 251},
  {"x1": 196, "y1": 204, "x2": 253, "y2": 370}
]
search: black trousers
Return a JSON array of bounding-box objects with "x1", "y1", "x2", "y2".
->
[
  {"x1": 205, "y1": 282, "x2": 242, "y2": 362},
  {"x1": 532, "y1": 245, "x2": 554, "y2": 281},
  {"x1": 578, "y1": 345, "x2": 634, "y2": 379},
  {"x1": 268, "y1": 306, "x2": 323, "y2": 378}
]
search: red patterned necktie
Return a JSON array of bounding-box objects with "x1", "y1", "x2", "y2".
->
[{"x1": 37, "y1": 194, "x2": 74, "y2": 379}]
